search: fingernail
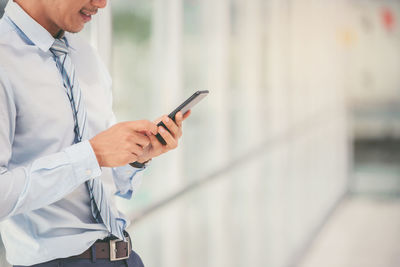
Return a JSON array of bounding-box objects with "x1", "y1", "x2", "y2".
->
[
  {"x1": 159, "y1": 127, "x2": 165, "y2": 133},
  {"x1": 165, "y1": 117, "x2": 169, "y2": 123}
]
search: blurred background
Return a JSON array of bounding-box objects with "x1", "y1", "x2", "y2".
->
[{"x1": 1, "y1": 0, "x2": 400, "y2": 266}]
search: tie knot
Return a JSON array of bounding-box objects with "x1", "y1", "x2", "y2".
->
[{"x1": 50, "y1": 38, "x2": 69, "y2": 57}]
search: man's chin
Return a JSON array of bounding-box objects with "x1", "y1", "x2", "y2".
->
[{"x1": 65, "y1": 24, "x2": 85, "y2": 34}]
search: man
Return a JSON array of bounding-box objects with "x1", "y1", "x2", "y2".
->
[{"x1": 0, "y1": 0, "x2": 190, "y2": 266}]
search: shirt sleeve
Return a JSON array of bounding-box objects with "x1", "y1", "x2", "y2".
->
[
  {"x1": 0, "y1": 72, "x2": 102, "y2": 221},
  {"x1": 112, "y1": 165, "x2": 146, "y2": 199}
]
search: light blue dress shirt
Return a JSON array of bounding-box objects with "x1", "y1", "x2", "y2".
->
[{"x1": 0, "y1": 1, "x2": 145, "y2": 265}]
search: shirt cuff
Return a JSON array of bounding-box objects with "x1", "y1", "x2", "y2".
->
[
  {"x1": 113, "y1": 164, "x2": 147, "y2": 199},
  {"x1": 64, "y1": 140, "x2": 102, "y2": 183}
]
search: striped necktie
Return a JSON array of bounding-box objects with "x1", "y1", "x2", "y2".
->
[{"x1": 50, "y1": 38, "x2": 125, "y2": 241}]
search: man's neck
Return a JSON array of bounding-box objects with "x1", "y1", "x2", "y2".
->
[{"x1": 14, "y1": 0, "x2": 61, "y2": 37}]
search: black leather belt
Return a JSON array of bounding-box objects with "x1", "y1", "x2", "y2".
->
[{"x1": 71, "y1": 235, "x2": 131, "y2": 261}]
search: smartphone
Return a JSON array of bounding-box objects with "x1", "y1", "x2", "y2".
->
[{"x1": 156, "y1": 90, "x2": 209, "y2": 145}]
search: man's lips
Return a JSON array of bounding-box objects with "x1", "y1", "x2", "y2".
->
[
  {"x1": 79, "y1": 9, "x2": 97, "y2": 22},
  {"x1": 80, "y1": 9, "x2": 97, "y2": 16}
]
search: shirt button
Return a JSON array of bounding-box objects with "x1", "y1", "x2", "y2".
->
[{"x1": 86, "y1": 169, "x2": 92, "y2": 176}]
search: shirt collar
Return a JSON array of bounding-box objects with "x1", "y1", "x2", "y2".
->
[{"x1": 4, "y1": 1, "x2": 55, "y2": 52}]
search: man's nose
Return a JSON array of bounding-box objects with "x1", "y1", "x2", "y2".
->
[{"x1": 91, "y1": 0, "x2": 107, "y2": 9}]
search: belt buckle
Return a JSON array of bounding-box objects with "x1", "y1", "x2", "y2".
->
[{"x1": 109, "y1": 237, "x2": 130, "y2": 261}]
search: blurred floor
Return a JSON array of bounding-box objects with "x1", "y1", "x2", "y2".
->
[
  {"x1": 297, "y1": 196, "x2": 400, "y2": 267},
  {"x1": 298, "y1": 139, "x2": 400, "y2": 267}
]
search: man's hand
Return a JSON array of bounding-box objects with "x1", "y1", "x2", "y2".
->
[
  {"x1": 137, "y1": 111, "x2": 191, "y2": 163},
  {"x1": 89, "y1": 120, "x2": 158, "y2": 167}
]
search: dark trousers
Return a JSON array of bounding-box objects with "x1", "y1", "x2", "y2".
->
[{"x1": 14, "y1": 250, "x2": 145, "y2": 267}]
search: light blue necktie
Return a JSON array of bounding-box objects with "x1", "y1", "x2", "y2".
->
[{"x1": 50, "y1": 38, "x2": 125, "y2": 240}]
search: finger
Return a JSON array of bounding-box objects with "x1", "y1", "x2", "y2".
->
[
  {"x1": 125, "y1": 120, "x2": 158, "y2": 135},
  {"x1": 162, "y1": 116, "x2": 181, "y2": 138},
  {"x1": 182, "y1": 110, "x2": 191, "y2": 120},
  {"x1": 148, "y1": 133, "x2": 162, "y2": 150},
  {"x1": 137, "y1": 130, "x2": 153, "y2": 137},
  {"x1": 128, "y1": 143, "x2": 144, "y2": 156},
  {"x1": 158, "y1": 126, "x2": 178, "y2": 149},
  {"x1": 129, "y1": 132, "x2": 150, "y2": 147},
  {"x1": 175, "y1": 112, "x2": 183, "y2": 128},
  {"x1": 127, "y1": 132, "x2": 149, "y2": 147}
]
